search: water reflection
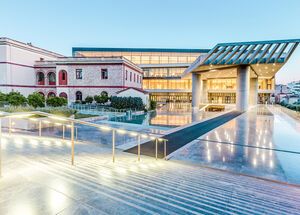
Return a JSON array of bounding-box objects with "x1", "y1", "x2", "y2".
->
[{"x1": 172, "y1": 106, "x2": 300, "y2": 185}]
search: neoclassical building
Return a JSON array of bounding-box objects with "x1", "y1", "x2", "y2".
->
[{"x1": 34, "y1": 57, "x2": 143, "y2": 102}]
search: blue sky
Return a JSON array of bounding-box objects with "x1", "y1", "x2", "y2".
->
[{"x1": 1, "y1": 0, "x2": 300, "y2": 84}]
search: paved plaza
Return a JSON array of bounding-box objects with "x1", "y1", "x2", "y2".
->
[{"x1": 1, "y1": 128, "x2": 300, "y2": 214}]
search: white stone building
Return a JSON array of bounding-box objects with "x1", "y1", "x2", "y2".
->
[
  {"x1": 34, "y1": 57, "x2": 143, "y2": 103},
  {"x1": 0, "y1": 37, "x2": 63, "y2": 96}
]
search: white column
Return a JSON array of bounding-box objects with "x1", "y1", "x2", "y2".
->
[
  {"x1": 249, "y1": 78, "x2": 258, "y2": 106},
  {"x1": 236, "y1": 65, "x2": 250, "y2": 112},
  {"x1": 192, "y1": 73, "x2": 201, "y2": 110},
  {"x1": 201, "y1": 80, "x2": 207, "y2": 103}
]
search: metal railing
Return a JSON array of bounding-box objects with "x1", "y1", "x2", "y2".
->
[{"x1": 0, "y1": 111, "x2": 167, "y2": 176}]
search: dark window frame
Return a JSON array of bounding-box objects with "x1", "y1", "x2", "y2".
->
[
  {"x1": 101, "y1": 68, "x2": 108, "y2": 79},
  {"x1": 76, "y1": 69, "x2": 83, "y2": 79}
]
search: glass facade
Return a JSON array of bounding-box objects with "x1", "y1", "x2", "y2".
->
[
  {"x1": 207, "y1": 79, "x2": 236, "y2": 90},
  {"x1": 143, "y1": 67, "x2": 186, "y2": 77},
  {"x1": 74, "y1": 51, "x2": 200, "y2": 65},
  {"x1": 208, "y1": 93, "x2": 236, "y2": 104},
  {"x1": 143, "y1": 79, "x2": 191, "y2": 90},
  {"x1": 258, "y1": 79, "x2": 275, "y2": 90},
  {"x1": 150, "y1": 93, "x2": 192, "y2": 103}
]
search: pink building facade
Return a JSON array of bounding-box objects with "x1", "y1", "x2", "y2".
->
[{"x1": 34, "y1": 57, "x2": 143, "y2": 103}]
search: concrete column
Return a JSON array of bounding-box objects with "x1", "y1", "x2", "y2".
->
[
  {"x1": 236, "y1": 65, "x2": 250, "y2": 112},
  {"x1": 201, "y1": 80, "x2": 207, "y2": 103},
  {"x1": 192, "y1": 73, "x2": 201, "y2": 110},
  {"x1": 249, "y1": 78, "x2": 258, "y2": 106}
]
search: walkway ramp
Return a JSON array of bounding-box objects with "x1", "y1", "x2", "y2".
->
[{"x1": 125, "y1": 111, "x2": 242, "y2": 158}]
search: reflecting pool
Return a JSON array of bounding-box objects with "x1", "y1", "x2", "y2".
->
[
  {"x1": 171, "y1": 105, "x2": 300, "y2": 185},
  {"x1": 110, "y1": 103, "x2": 219, "y2": 127}
]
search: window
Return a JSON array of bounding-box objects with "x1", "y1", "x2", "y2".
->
[
  {"x1": 76, "y1": 91, "x2": 82, "y2": 101},
  {"x1": 59, "y1": 70, "x2": 68, "y2": 85},
  {"x1": 126, "y1": 70, "x2": 128, "y2": 80},
  {"x1": 101, "y1": 69, "x2": 108, "y2": 79},
  {"x1": 134, "y1": 73, "x2": 136, "y2": 82},
  {"x1": 76, "y1": 69, "x2": 82, "y2": 79},
  {"x1": 130, "y1": 72, "x2": 132, "y2": 81}
]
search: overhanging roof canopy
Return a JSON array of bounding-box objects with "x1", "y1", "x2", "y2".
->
[{"x1": 184, "y1": 39, "x2": 300, "y2": 79}]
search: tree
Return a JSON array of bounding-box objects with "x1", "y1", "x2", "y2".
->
[
  {"x1": 85, "y1": 96, "x2": 94, "y2": 104},
  {"x1": 46, "y1": 96, "x2": 67, "y2": 107},
  {"x1": 27, "y1": 92, "x2": 45, "y2": 108},
  {"x1": 0, "y1": 92, "x2": 7, "y2": 102},
  {"x1": 0, "y1": 92, "x2": 7, "y2": 106},
  {"x1": 150, "y1": 100, "x2": 157, "y2": 110},
  {"x1": 94, "y1": 91, "x2": 109, "y2": 104},
  {"x1": 7, "y1": 91, "x2": 27, "y2": 106}
]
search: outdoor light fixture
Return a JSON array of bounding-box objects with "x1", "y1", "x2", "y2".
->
[
  {"x1": 49, "y1": 116, "x2": 67, "y2": 121},
  {"x1": 99, "y1": 126, "x2": 111, "y2": 131},
  {"x1": 12, "y1": 113, "x2": 33, "y2": 118},
  {"x1": 29, "y1": 118, "x2": 38, "y2": 121},
  {"x1": 117, "y1": 129, "x2": 126, "y2": 134},
  {"x1": 141, "y1": 134, "x2": 148, "y2": 139},
  {"x1": 129, "y1": 132, "x2": 138, "y2": 136}
]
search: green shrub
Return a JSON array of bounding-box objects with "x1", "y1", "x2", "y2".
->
[
  {"x1": 280, "y1": 101, "x2": 287, "y2": 106},
  {"x1": 85, "y1": 96, "x2": 94, "y2": 104},
  {"x1": 7, "y1": 91, "x2": 27, "y2": 106},
  {"x1": 0, "y1": 92, "x2": 7, "y2": 107},
  {"x1": 74, "y1": 113, "x2": 98, "y2": 119},
  {"x1": 94, "y1": 91, "x2": 109, "y2": 104},
  {"x1": 110, "y1": 96, "x2": 144, "y2": 110},
  {"x1": 0, "y1": 92, "x2": 7, "y2": 102},
  {"x1": 27, "y1": 92, "x2": 45, "y2": 108},
  {"x1": 149, "y1": 100, "x2": 157, "y2": 110},
  {"x1": 37, "y1": 107, "x2": 77, "y2": 117},
  {"x1": 0, "y1": 106, "x2": 35, "y2": 113},
  {"x1": 46, "y1": 96, "x2": 67, "y2": 107}
]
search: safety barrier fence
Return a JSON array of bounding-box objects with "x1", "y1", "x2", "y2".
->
[{"x1": 0, "y1": 111, "x2": 167, "y2": 177}]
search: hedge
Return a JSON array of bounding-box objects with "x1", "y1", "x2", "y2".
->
[{"x1": 110, "y1": 96, "x2": 144, "y2": 110}]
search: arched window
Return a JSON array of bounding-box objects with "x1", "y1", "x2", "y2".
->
[
  {"x1": 48, "y1": 72, "x2": 56, "y2": 85},
  {"x1": 38, "y1": 92, "x2": 45, "y2": 97},
  {"x1": 75, "y1": 91, "x2": 82, "y2": 101},
  {"x1": 59, "y1": 92, "x2": 68, "y2": 99},
  {"x1": 37, "y1": 72, "x2": 45, "y2": 85},
  {"x1": 59, "y1": 70, "x2": 68, "y2": 85},
  {"x1": 47, "y1": 92, "x2": 56, "y2": 98}
]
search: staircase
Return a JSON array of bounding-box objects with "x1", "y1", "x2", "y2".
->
[{"x1": 1, "y1": 135, "x2": 300, "y2": 214}]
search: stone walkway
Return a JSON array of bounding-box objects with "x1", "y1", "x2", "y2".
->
[{"x1": 1, "y1": 134, "x2": 300, "y2": 214}]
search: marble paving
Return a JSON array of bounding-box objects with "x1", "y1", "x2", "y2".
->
[
  {"x1": 171, "y1": 105, "x2": 300, "y2": 185},
  {"x1": 1, "y1": 132, "x2": 300, "y2": 214}
]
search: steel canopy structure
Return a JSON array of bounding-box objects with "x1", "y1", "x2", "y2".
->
[
  {"x1": 184, "y1": 39, "x2": 300, "y2": 79},
  {"x1": 185, "y1": 39, "x2": 300, "y2": 111}
]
